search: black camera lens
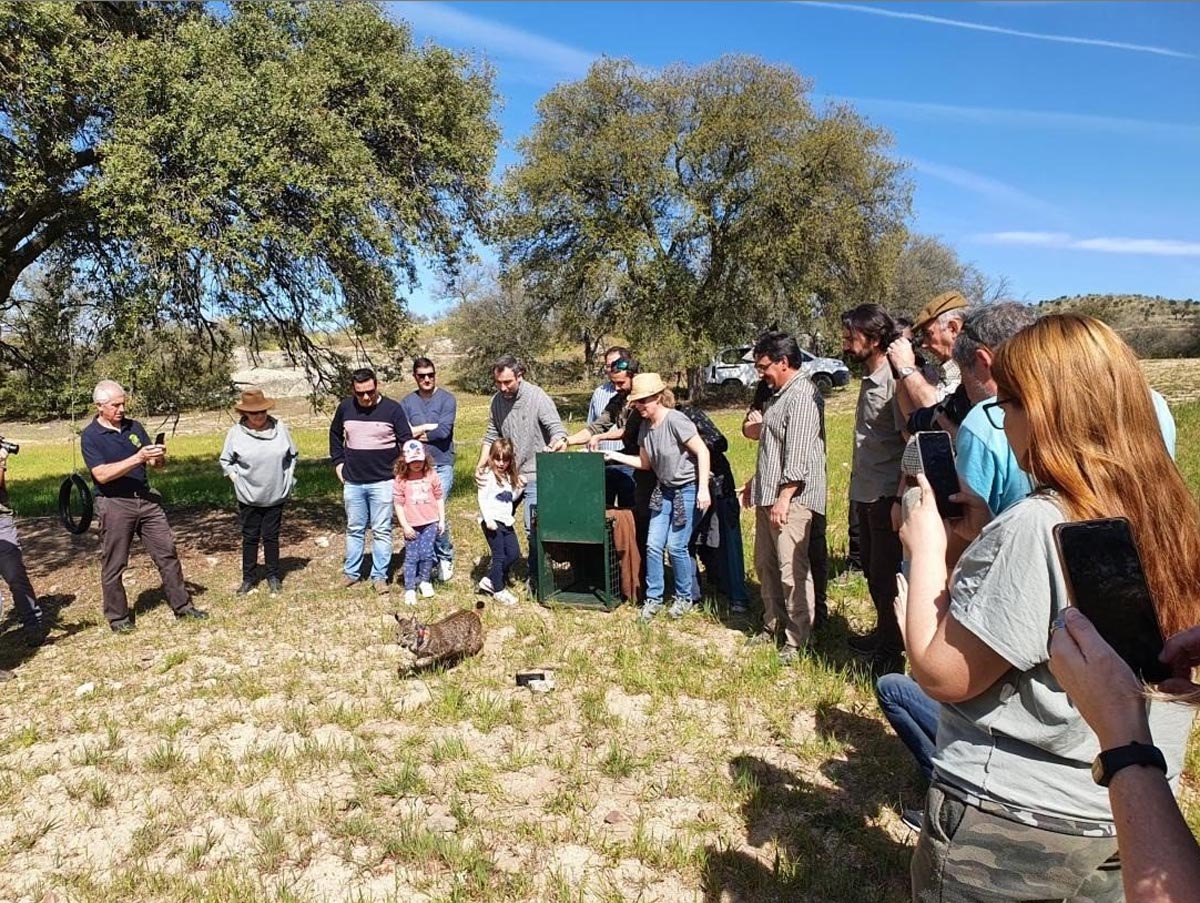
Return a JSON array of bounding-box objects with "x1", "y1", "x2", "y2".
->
[{"x1": 0, "y1": 438, "x2": 18, "y2": 455}]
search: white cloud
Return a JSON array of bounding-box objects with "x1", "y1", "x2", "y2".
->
[
  {"x1": 827, "y1": 95, "x2": 1200, "y2": 142},
  {"x1": 797, "y1": 2, "x2": 1194, "y2": 59},
  {"x1": 978, "y1": 231, "x2": 1200, "y2": 257},
  {"x1": 909, "y1": 159, "x2": 1061, "y2": 219},
  {"x1": 387, "y1": 2, "x2": 597, "y2": 77}
]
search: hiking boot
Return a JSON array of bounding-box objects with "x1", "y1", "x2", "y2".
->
[
  {"x1": 235, "y1": 580, "x2": 256, "y2": 596},
  {"x1": 848, "y1": 630, "x2": 880, "y2": 656},
  {"x1": 419, "y1": 581, "x2": 435, "y2": 598},
  {"x1": 667, "y1": 596, "x2": 694, "y2": 619},
  {"x1": 23, "y1": 622, "x2": 49, "y2": 648},
  {"x1": 340, "y1": 575, "x2": 360, "y2": 589},
  {"x1": 175, "y1": 606, "x2": 209, "y2": 622},
  {"x1": 640, "y1": 598, "x2": 663, "y2": 622},
  {"x1": 373, "y1": 579, "x2": 390, "y2": 595},
  {"x1": 438, "y1": 560, "x2": 454, "y2": 582},
  {"x1": 477, "y1": 576, "x2": 494, "y2": 595},
  {"x1": 403, "y1": 590, "x2": 417, "y2": 607},
  {"x1": 901, "y1": 808, "x2": 924, "y2": 832},
  {"x1": 729, "y1": 600, "x2": 749, "y2": 615},
  {"x1": 779, "y1": 644, "x2": 806, "y2": 666},
  {"x1": 266, "y1": 576, "x2": 282, "y2": 595},
  {"x1": 747, "y1": 630, "x2": 777, "y2": 647},
  {"x1": 110, "y1": 618, "x2": 136, "y2": 634},
  {"x1": 494, "y1": 589, "x2": 518, "y2": 606}
]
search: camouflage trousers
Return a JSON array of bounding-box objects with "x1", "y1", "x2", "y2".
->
[{"x1": 911, "y1": 783, "x2": 1123, "y2": 903}]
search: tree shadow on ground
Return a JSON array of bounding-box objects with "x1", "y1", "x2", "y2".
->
[{"x1": 701, "y1": 704, "x2": 919, "y2": 903}]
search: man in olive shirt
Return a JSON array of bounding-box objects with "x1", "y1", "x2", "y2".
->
[{"x1": 841, "y1": 305, "x2": 906, "y2": 674}]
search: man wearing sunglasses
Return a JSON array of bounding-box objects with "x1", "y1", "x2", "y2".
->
[
  {"x1": 330, "y1": 367, "x2": 413, "y2": 593},
  {"x1": 401, "y1": 358, "x2": 457, "y2": 582},
  {"x1": 572, "y1": 347, "x2": 638, "y2": 507}
]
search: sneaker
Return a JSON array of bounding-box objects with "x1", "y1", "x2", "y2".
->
[
  {"x1": 340, "y1": 575, "x2": 360, "y2": 589},
  {"x1": 373, "y1": 579, "x2": 390, "y2": 595},
  {"x1": 729, "y1": 600, "x2": 749, "y2": 615},
  {"x1": 640, "y1": 599, "x2": 663, "y2": 622},
  {"x1": 667, "y1": 596, "x2": 694, "y2": 619},
  {"x1": 494, "y1": 589, "x2": 518, "y2": 606},
  {"x1": 175, "y1": 606, "x2": 209, "y2": 622},
  {"x1": 779, "y1": 644, "x2": 805, "y2": 666},
  {"x1": 23, "y1": 622, "x2": 49, "y2": 648},
  {"x1": 403, "y1": 590, "x2": 417, "y2": 607},
  {"x1": 110, "y1": 618, "x2": 136, "y2": 634},
  {"x1": 235, "y1": 580, "x2": 256, "y2": 595},
  {"x1": 901, "y1": 808, "x2": 924, "y2": 832},
  {"x1": 848, "y1": 630, "x2": 880, "y2": 656},
  {"x1": 438, "y1": 560, "x2": 454, "y2": 582},
  {"x1": 746, "y1": 630, "x2": 776, "y2": 647},
  {"x1": 477, "y1": 576, "x2": 495, "y2": 595},
  {"x1": 266, "y1": 576, "x2": 282, "y2": 595},
  {"x1": 419, "y1": 581, "x2": 435, "y2": 598}
]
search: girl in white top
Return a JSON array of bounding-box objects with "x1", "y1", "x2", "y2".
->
[{"x1": 476, "y1": 438, "x2": 523, "y2": 605}]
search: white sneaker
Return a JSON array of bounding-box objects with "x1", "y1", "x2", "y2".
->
[
  {"x1": 403, "y1": 590, "x2": 417, "y2": 607},
  {"x1": 494, "y1": 589, "x2": 518, "y2": 606},
  {"x1": 477, "y1": 576, "x2": 494, "y2": 595},
  {"x1": 438, "y1": 560, "x2": 454, "y2": 582},
  {"x1": 419, "y1": 581, "x2": 435, "y2": 598}
]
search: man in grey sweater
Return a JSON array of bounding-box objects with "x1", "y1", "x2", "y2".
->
[{"x1": 475, "y1": 354, "x2": 567, "y2": 542}]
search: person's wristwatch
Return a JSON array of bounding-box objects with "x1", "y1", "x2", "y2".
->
[
  {"x1": 1091, "y1": 741, "x2": 1167, "y2": 787},
  {"x1": 897, "y1": 366, "x2": 917, "y2": 379}
]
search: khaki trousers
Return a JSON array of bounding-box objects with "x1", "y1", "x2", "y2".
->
[{"x1": 754, "y1": 502, "x2": 815, "y2": 648}]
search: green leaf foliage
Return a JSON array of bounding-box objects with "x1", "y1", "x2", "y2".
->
[
  {"x1": 0, "y1": 1, "x2": 498, "y2": 394},
  {"x1": 498, "y1": 55, "x2": 911, "y2": 368}
]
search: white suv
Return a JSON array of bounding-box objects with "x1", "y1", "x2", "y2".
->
[{"x1": 705, "y1": 345, "x2": 851, "y2": 393}]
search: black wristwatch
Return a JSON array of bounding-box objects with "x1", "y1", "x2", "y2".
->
[{"x1": 1091, "y1": 741, "x2": 1167, "y2": 787}]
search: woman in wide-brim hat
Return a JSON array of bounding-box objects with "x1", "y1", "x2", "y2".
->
[
  {"x1": 219, "y1": 387, "x2": 299, "y2": 595},
  {"x1": 603, "y1": 373, "x2": 711, "y2": 621}
]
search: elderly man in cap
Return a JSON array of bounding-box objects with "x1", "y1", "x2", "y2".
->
[
  {"x1": 81, "y1": 379, "x2": 208, "y2": 633},
  {"x1": 887, "y1": 290, "x2": 967, "y2": 423},
  {"x1": 220, "y1": 387, "x2": 299, "y2": 595}
]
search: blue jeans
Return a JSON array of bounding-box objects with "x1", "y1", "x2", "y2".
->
[
  {"x1": 875, "y1": 673, "x2": 940, "y2": 781},
  {"x1": 645, "y1": 482, "x2": 697, "y2": 602},
  {"x1": 343, "y1": 479, "x2": 394, "y2": 581},
  {"x1": 403, "y1": 522, "x2": 439, "y2": 589},
  {"x1": 434, "y1": 461, "x2": 455, "y2": 565}
]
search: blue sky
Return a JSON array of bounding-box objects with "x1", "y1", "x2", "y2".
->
[{"x1": 387, "y1": 1, "x2": 1200, "y2": 317}]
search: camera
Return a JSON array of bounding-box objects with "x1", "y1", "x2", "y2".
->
[{"x1": 0, "y1": 437, "x2": 19, "y2": 455}]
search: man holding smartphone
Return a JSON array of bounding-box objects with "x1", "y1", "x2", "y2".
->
[{"x1": 81, "y1": 380, "x2": 208, "y2": 633}]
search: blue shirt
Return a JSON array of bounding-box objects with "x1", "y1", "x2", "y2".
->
[
  {"x1": 957, "y1": 389, "x2": 1178, "y2": 517},
  {"x1": 81, "y1": 417, "x2": 153, "y2": 498},
  {"x1": 401, "y1": 388, "x2": 457, "y2": 466},
  {"x1": 587, "y1": 381, "x2": 621, "y2": 453}
]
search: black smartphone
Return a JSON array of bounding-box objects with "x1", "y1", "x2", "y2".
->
[
  {"x1": 154, "y1": 432, "x2": 165, "y2": 446},
  {"x1": 1053, "y1": 517, "x2": 1170, "y2": 683},
  {"x1": 915, "y1": 431, "x2": 962, "y2": 518}
]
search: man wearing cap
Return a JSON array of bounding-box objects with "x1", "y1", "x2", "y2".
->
[
  {"x1": 81, "y1": 379, "x2": 209, "y2": 633},
  {"x1": 220, "y1": 387, "x2": 299, "y2": 595},
  {"x1": 330, "y1": 367, "x2": 413, "y2": 594},
  {"x1": 566, "y1": 349, "x2": 638, "y2": 508},
  {"x1": 401, "y1": 357, "x2": 457, "y2": 582},
  {"x1": 888, "y1": 290, "x2": 967, "y2": 422}
]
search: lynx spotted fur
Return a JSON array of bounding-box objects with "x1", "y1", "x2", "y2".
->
[{"x1": 395, "y1": 601, "x2": 485, "y2": 671}]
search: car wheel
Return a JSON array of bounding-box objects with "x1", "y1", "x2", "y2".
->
[
  {"x1": 721, "y1": 378, "x2": 742, "y2": 388},
  {"x1": 812, "y1": 373, "x2": 833, "y2": 394}
]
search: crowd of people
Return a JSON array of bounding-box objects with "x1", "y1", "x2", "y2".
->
[{"x1": 3, "y1": 295, "x2": 1200, "y2": 901}]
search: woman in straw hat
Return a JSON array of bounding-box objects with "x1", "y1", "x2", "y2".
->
[
  {"x1": 220, "y1": 387, "x2": 299, "y2": 595},
  {"x1": 604, "y1": 373, "x2": 710, "y2": 621}
]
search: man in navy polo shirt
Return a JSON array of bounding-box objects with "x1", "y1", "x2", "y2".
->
[
  {"x1": 330, "y1": 367, "x2": 413, "y2": 593},
  {"x1": 81, "y1": 380, "x2": 208, "y2": 633},
  {"x1": 401, "y1": 357, "x2": 457, "y2": 582}
]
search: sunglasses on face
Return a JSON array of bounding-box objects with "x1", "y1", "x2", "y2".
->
[{"x1": 415, "y1": 371, "x2": 436, "y2": 380}]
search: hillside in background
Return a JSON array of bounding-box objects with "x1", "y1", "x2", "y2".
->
[{"x1": 1037, "y1": 294, "x2": 1200, "y2": 358}]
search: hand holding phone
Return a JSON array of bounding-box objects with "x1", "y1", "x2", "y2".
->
[
  {"x1": 1053, "y1": 517, "x2": 1170, "y2": 683},
  {"x1": 916, "y1": 431, "x2": 963, "y2": 519},
  {"x1": 154, "y1": 432, "x2": 166, "y2": 447}
]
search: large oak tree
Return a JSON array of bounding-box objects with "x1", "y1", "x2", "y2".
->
[
  {"x1": 0, "y1": 1, "x2": 498, "y2": 393},
  {"x1": 499, "y1": 55, "x2": 911, "y2": 380}
]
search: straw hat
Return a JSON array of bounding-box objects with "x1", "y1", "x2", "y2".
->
[
  {"x1": 626, "y1": 372, "x2": 668, "y2": 402},
  {"x1": 234, "y1": 387, "x2": 276, "y2": 413}
]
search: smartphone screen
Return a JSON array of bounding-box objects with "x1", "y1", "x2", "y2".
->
[
  {"x1": 154, "y1": 432, "x2": 166, "y2": 446},
  {"x1": 1053, "y1": 518, "x2": 1170, "y2": 683},
  {"x1": 916, "y1": 431, "x2": 962, "y2": 518}
]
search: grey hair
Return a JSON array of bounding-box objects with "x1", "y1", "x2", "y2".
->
[
  {"x1": 93, "y1": 379, "x2": 126, "y2": 404},
  {"x1": 492, "y1": 354, "x2": 524, "y2": 377},
  {"x1": 935, "y1": 307, "x2": 967, "y2": 328},
  {"x1": 953, "y1": 302, "x2": 1039, "y2": 369}
]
